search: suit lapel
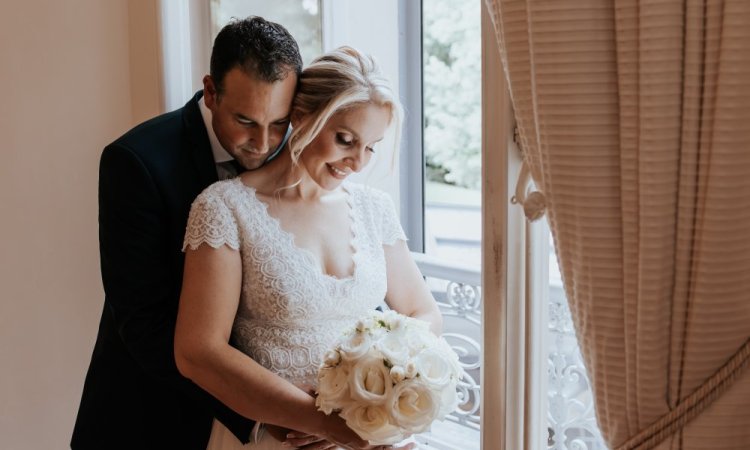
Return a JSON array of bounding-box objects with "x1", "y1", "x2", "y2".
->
[{"x1": 183, "y1": 91, "x2": 219, "y2": 189}]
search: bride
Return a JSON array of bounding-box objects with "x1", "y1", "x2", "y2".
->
[{"x1": 175, "y1": 47, "x2": 443, "y2": 450}]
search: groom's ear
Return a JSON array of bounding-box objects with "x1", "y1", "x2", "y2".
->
[{"x1": 203, "y1": 75, "x2": 218, "y2": 109}]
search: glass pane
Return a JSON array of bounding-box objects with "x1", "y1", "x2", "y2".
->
[
  {"x1": 210, "y1": 0, "x2": 322, "y2": 66},
  {"x1": 423, "y1": 0, "x2": 482, "y2": 268},
  {"x1": 419, "y1": 1, "x2": 482, "y2": 449},
  {"x1": 547, "y1": 231, "x2": 607, "y2": 449}
]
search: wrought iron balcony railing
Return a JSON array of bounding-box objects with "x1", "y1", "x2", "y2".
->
[{"x1": 412, "y1": 252, "x2": 606, "y2": 450}]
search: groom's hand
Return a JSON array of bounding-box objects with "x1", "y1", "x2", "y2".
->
[
  {"x1": 318, "y1": 414, "x2": 418, "y2": 450},
  {"x1": 266, "y1": 425, "x2": 338, "y2": 449},
  {"x1": 280, "y1": 424, "x2": 418, "y2": 450},
  {"x1": 366, "y1": 444, "x2": 417, "y2": 450},
  {"x1": 284, "y1": 427, "x2": 416, "y2": 450}
]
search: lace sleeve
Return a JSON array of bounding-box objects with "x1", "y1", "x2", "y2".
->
[
  {"x1": 182, "y1": 189, "x2": 240, "y2": 251},
  {"x1": 378, "y1": 191, "x2": 408, "y2": 246}
]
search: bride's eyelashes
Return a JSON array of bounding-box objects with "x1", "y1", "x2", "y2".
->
[
  {"x1": 335, "y1": 132, "x2": 376, "y2": 153},
  {"x1": 335, "y1": 133, "x2": 353, "y2": 146}
]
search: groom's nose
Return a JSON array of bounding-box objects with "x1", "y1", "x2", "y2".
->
[{"x1": 249, "y1": 127, "x2": 270, "y2": 154}]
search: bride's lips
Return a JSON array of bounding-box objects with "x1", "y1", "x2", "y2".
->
[{"x1": 326, "y1": 163, "x2": 349, "y2": 179}]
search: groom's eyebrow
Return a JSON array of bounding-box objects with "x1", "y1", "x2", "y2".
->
[
  {"x1": 235, "y1": 113, "x2": 255, "y2": 123},
  {"x1": 234, "y1": 113, "x2": 290, "y2": 124}
]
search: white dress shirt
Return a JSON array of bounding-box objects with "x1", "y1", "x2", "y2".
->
[{"x1": 198, "y1": 96, "x2": 239, "y2": 180}]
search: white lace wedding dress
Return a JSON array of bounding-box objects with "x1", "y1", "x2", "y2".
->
[{"x1": 183, "y1": 178, "x2": 407, "y2": 449}]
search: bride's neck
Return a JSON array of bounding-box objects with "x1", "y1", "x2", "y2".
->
[{"x1": 257, "y1": 148, "x2": 332, "y2": 202}]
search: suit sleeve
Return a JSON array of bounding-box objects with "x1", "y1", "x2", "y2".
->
[
  {"x1": 99, "y1": 143, "x2": 179, "y2": 376},
  {"x1": 98, "y1": 144, "x2": 255, "y2": 441}
]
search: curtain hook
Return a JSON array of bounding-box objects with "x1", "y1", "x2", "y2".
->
[{"x1": 511, "y1": 161, "x2": 546, "y2": 222}]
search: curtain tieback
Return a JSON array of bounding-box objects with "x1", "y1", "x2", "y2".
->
[
  {"x1": 511, "y1": 161, "x2": 546, "y2": 221},
  {"x1": 616, "y1": 337, "x2": 750, "y2": 450}
]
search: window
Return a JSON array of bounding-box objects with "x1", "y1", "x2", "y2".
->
[
  {"x1": 159, "y1": 1, "x2": 607, "y2": 448},
  {"x1": 414, "y1": 1, "x2": 483, "y2": 448},
  {"x1": 423, "y1": 0, "x2": 481, "y2": 267},
  {"x1": 546, "y1": 228, "x2": 607, "y2": 449},
  {"x1": 416, "y1": 2, "x2": 608, "y2": 449},
  {"x1": 209, "y1": 0, "x2": 323, "y2": 66}
]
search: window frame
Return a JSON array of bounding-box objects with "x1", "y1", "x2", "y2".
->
[
  {"x1": 480, "y1": 1, "x2": 513, "y2": 446},
  {"x1": 157, "y1": 0, "x2": 210, "y2": 112},
  {"x1": 396, "y1": 0, "x2": 425, "y2": 252},
  {"x1": 404, "y1": 2, "x2": 532, "y2": 448}
]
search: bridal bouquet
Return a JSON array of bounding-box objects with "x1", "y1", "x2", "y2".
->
[{"x1": 315, "y1": 310, "x2": 463, "y2": 445}]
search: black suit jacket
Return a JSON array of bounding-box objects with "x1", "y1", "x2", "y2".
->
[{"x1": 72, "y1": 92, "x2": 254, "y2": 449}]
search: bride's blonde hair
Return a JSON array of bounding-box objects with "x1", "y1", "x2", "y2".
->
[{"x1": 287, "y1": 46, "x2": 403, "y2": 166}]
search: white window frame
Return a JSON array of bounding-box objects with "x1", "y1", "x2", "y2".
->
[
  {"x1": 481, "y1": 1, "x2": 548, "y2": 448},
  {"x1": 396, "y1": 0, "x2": 425, "y2": 251},
  {"x1": 157, "y1": 0, "x2": 210, "y2": 112},
  {"x1": 480, "y1": 1, "x2": 514, "y2": 445},
  {"x1": 398, "y1": 2, "x2": 543, "y2": 448},
  {"x1": 321, "y1": 0, "x2": 348, "y2": 52}
]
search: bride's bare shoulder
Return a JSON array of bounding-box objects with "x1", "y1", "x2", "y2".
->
[
  {"x1": 236, "y1": 167, "x2": 282, "y2": 200},
  {"x1": 237, "y1": 169, "x2": 267, "y2": 190}
]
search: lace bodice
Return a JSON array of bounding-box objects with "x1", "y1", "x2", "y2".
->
[{"x1": 183, "y1": 178, "x2": 406, "y2": 387}]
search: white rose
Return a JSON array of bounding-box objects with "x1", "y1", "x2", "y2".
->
[
  {"x1": 368, "y1": 311, "x2": 390, "y2": 329},
  {"x1": 390, "y1": 365, "x2": 406, "y2": 383},
  {"x1": 383, "y1": 310, "x2": 406, "y2": 331},
  {"x1": 349, "y1": 354, "x2": 393, "y2": 404},
  {"x1": 406, "y1": 327, "x2": 436, "y2": 357},
  {"x1": 339, "y1": 329, "x2": 373, "y2": 362},
  {"x1": 414, "y1": 348, "x2": 453, "y2": 388},
  {"x1": 388, "y1": 378, "x2": 440, "y2": 434},
  {"x1": 316, "y1": 366, "x2": 350, "y2": 415},
  {"x1": 405, "y1": 361, "x2": 418, "y2": 378},
  {"x1": 322, "y1": 350, "x2": 342, "y2": 367},
  {"x1": 340, "y1": 403, "x2": 405, "y2": 445},
  {"x1": 437, "y1": 337, "x2": 464, "y2": 378},
  {"x1": 405, "y1": 316, "x2": 431, "y2": 332},
  {"x1": 368, "y1": 313, "x2": 391, "y2": 338},
  {"x1": 437, "y1": 380, "x2": 459, "y2": 418},
  {"x1": 374, "y1": 330, "x2": 410, "y2": 367},
  {"x1": 369, "y1": 325, "x2": 388, "y2": 340},
  {"x1": 354, "y1": 318, "x2": 368, "y2": 332},
  {"x1": 381, "y1": 309, "x2": 401, "y2": 324}
]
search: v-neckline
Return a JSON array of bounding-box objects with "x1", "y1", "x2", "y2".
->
[{"x1": 233, "y1": 178, "x2": 358, "y2": 283}]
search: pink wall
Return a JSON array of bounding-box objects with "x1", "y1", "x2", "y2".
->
[{"x1": 0, "y1": 1, "x2": 161, "y2": 448}]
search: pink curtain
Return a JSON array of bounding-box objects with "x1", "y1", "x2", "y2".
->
[{"x1": 484, "y1": 0, "x2": 750, "y2": 448}]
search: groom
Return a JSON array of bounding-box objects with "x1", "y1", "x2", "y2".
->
[{"x1": 71, "y1": 17, "x2": 301, "y2": 450}]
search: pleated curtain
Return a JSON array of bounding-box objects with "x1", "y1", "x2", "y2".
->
[{"x1": 483, "y1": 0, "x2": 750, "y2": 448}]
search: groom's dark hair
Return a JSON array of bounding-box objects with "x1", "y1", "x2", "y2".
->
[{"x1": 210, "y1": 16, "x2": 302, "y2": 96}]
